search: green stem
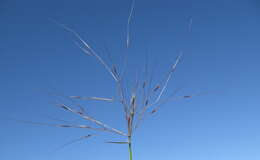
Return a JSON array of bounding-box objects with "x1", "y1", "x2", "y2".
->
[{"x1": 128, "y1": 142, "x2": 133, "y2": 160}]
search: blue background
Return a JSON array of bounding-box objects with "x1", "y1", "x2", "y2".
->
[{"x1": 1, "y1": 0, "x2": 260, "y2": 160}]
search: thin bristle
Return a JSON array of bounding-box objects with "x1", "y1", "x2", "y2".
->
[
  {"x1": 70, "y1": 96, "x2": 114, "y2": 102},
  {"x1": 57, "y1": 103, "x2": 127, "y2": 136},
  {"x1": 154, "y1": 53, "x2": 182, "y2": 104},
  {"x1": 106, "y1": 141, "x2": 129, "y2": 144},
  {"x1": 50, "y1": 19, "x2": 119, "y2": 82},
  {"x1": 52, "y1": 135, "x2": 93, "y2": 152},
  {"x1": 127, "y1": 0, "x2": 135, "y2": 48}
]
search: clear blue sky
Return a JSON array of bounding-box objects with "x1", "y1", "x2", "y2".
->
[{"x1": 1, "y1": 0, "x2": 260, "y2": 160}]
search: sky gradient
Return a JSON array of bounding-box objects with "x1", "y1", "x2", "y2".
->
[{"x1": 1, "y1": 0, "x2": 260, "y2": 160}]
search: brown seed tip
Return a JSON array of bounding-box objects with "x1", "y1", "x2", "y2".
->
[
  {"x1": 145, "y1": 99, "x2": 149, "y2": 106},
  {"x1": 57, "y1": 104, "x2": 69, "y2": 110},
  {"x1": 142, "y1": 82, "x2": 146, "y2": 88},
  {"x1": 151, "y1": 109, "x2": 156, "y2": 114},
  {"x1": 59, "y1": 125, "x2": 72, "y2": 128},
  {"x1": 153, "y1": 85, "x2": 160, "y2": 91}
]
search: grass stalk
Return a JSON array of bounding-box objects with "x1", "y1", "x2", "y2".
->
[{"x1": 128, "y1": 137, "x2": 133, "y2": 160}]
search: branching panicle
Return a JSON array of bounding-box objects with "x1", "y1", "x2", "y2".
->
[{"x1": 30, "y1": 4, "x2": 200, "y2": 160}]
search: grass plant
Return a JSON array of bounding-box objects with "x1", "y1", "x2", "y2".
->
[{"x1": 21, "y1": 1, "x2": 203, "y2": 159}]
